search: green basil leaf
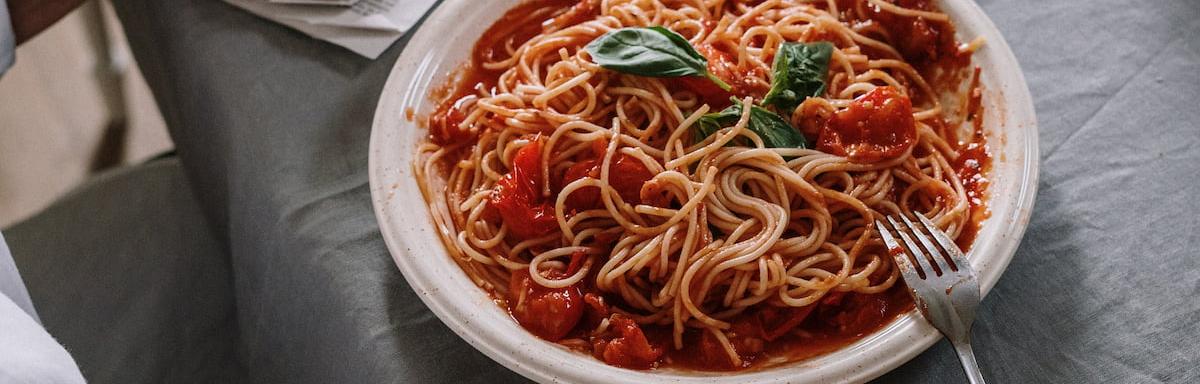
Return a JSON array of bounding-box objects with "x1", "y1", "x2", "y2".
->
[
  {"x1": 693, "y1": 98, "x2": 808, "y2": 149},
  {"x1": 761, "y1": 41, "x2": 834, "y2": 113},
  {"x1": 586, "y1": 27, "x2": 731, "y2": 90},
  {"x1": 694, "y1": 117, "x2": 721, "y2": 142},
  {"x1": 695, "y1": 105, "x2": 738, "y2": 144}
]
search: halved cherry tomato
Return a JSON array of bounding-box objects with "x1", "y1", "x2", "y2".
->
[
  {"x1": 677, "y1": 44, "x2": 737, "y2": 107},
  {"x1": 490, "y1": 138, "x2": 558, "y2": 239},
  {"x1": 818, "y1": 86, "x2": 916, "y2": 163},
  {"x1": 559, "y1": 154, "x2": 655, "y2": 211},
  {"x1": 609, "y1": 155, "x2": 657, "y2": 203},
  {"x1": 676, "y1": 43, "x2": 771, "y2": 107},
  {"x1": 580, "y1": 293, "x2": 610, "y2": 331},
  {"x1": 853, "y1": 0, "x2": 957, "y2": 65},
  {"x1": 429, "y1": 95, "x2": 474, "y2": 145},
  {"x1": 508, "y1": 269, "x2": 584, "y2": 341},
  {"x1": 561, "y1": 159, "x2": 602, "y2": 209},
  {"x1": 591, "y1": 314, "x2": 663, "y2": 369}
]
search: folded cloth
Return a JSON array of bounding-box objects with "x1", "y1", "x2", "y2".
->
[{"x1": 224, "y1": 0, "x2": 437, "y2": 58}]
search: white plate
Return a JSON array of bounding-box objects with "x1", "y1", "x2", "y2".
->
[{"x1": 369, "y1": 1, "x2": 1038, "y2": 382}]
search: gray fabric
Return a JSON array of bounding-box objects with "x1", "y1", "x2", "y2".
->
[
  {"x1": 6, "y1": 159, "x2": 244, "y2": 384},
  {"x1": 94, "y1": 0, "x2": 1200, "y2": 383}
]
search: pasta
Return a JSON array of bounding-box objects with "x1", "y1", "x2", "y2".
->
[{"x1": 414, "y1": 0, "x2": 989, "y2": 370}]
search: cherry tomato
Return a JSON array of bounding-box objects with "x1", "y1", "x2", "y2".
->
[
  {"x1": 580, "y1": 293, "x2": 610, "y2": 331},
  {"x1": 559, "y1": 154, "x2": 655, "y2": 211},
  {"x1": 818, "y1": 86, "x2": 917, "y2": 163},
  {"x1": 429, "y1": 95, "x2": 474, "y2": 145},
  {"x1": 609, "y1": 155, "x2": 656, "y2": 203},
  {"x1": 677, "y1": 44, "x2": 737, "y2": 107},
  {"x1": 561, "y1": 159, "x2": 601, "y2": 210},
  {"x1": 490, "y1": 139, "x2": 558, "y2": 239},
  {"x1": 508, "y1": 269, "x2": 584, "y2": 341},
  {"x1": 592, "y1": 314, "x2": 664, "y2": 369},
  {"x1": 675, "y1": 44, "x2": 770, "y2": 107},
  {"x1": 565, "y1": 250, "x2": 587, "y2": 275},
  {"x1": 856, "y1": 0, "x2": 956, "y2": 65}
]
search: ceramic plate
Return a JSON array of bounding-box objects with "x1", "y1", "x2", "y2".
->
[{"x1": 369, "y1": 1, "x2": 1038, "y2": 382}]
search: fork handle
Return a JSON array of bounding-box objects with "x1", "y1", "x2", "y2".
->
[{"x1": 951, "y1": 337, "x2": 987, "y2": 384}]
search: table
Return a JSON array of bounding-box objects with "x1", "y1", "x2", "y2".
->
[{"x1": 86, "y1": 0, "x2": 1200, "y2": 382}]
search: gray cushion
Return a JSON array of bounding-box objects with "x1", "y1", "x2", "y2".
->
[{"x1": 6, "y1": 158, "x2": 243, "y2": 384}]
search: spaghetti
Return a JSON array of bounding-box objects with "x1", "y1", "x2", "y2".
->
[{"x1": 415, "y1": 0, "x2": 989, "y2": 371}]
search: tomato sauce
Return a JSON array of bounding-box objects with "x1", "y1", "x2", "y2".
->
[{"x1": 952, "y1": 67, "x2": 992, "y2": 249}]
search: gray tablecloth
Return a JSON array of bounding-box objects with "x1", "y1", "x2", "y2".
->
[{"x1": 46, "y1": 0, "x2": 1200, "y2": 382}]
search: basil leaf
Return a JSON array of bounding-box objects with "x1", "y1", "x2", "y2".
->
[
  {"x1": 761, "y1": 41, "x2": 834, "y2": 113},
  {"x1": 586, "y1": 27, "x2": 731, "y2": 91},
  {"x1": 693, "y1": 98, "x2": 808, "y2": 149},
  {"x1": 695, "y1": 105, "x2": 738, "y2": 143},
  {"x1": 694, "y1": 118, "x2": 721, "y2": 142}
]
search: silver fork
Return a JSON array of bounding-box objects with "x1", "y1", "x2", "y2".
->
[{"x1": 876, "y1": 212, "x2": 986, "y2": 384}]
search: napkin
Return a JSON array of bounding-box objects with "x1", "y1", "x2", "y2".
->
[
  {"x1": 0, "y1": 231, "x2": 37, "y2": 321},
  {"x1": 225, "y1": 0, "x2": 438, "y2": 59}
]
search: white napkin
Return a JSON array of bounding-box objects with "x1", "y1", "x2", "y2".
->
[
  {"x1": 225, "y1": 0, "x2": 438, "y2": 59},
  {"x1": 0, "y1": 295, "x2": 86, "y2": 383},
  {"x1": 0, "y1": 232, "x2": 85, "y2": 383},
  {"x1": 0, "y1": 231, "x2": 36, "y2": 321}
]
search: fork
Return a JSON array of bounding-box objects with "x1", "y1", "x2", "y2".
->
[{"x1": 876, "y1": 212, "x2": 986, "y2": 384}]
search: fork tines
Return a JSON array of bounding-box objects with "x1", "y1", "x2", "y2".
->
[{"x1": 875, "y1": 212, "x2": 968, "y2": 280}]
